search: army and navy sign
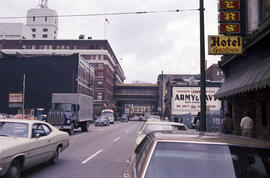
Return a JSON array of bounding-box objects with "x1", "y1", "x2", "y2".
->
[{"x1": 208, "y1": 35, "x2": 242, "y2": 55}]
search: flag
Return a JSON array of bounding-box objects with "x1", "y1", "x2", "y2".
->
[{"x1": 105, "y1": 18, "x2": 109, "y2": 24}]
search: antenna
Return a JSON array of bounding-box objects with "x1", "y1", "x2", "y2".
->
[{"x1": 39, "y1": 0, "x2": 48, "y2": 8}]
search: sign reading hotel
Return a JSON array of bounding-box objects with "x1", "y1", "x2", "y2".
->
[
  {"x1": 171, "y1": 87, "x2": 221, "y2": 115},
  {"x1": 208, "y1": 35, "x2": 242, "y2": 55},
  {"x1": 8, "y1": 93, "x2": 23, "y2": 103}
]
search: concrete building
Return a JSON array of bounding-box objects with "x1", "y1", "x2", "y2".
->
[
  {"x1": 215, "y1": 0, "x2": 270, "y2": 140},
  {"x1": 0, "y1": 23, "x2": 31, "y2": 39},
  {"x1": 0, "y1": 0, "x2": 58, "y2": 40},
  {"x1": 0, "y1": 39, "x2": 125, "y2": 112}
]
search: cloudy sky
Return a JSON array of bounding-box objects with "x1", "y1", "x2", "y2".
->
[{"x1": 0, "y1": 0, "x2": 221, "y2": 83}]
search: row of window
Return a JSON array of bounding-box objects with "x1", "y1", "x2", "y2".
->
[{"x1": 32, "y1": 16, "x2": 57, "y2": 24}]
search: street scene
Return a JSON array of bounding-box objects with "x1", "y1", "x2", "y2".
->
[{"x1": 1, "y1": 0, "x2": 270, "y2": 178}]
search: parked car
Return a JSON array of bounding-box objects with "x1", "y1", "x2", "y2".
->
[
  {"x1": 135, "y1": 121, "x2": 187, "y2": 147},
  {"x1": 95, "y1": 116, "x2": 110, "y2": 126},
  {"x1": 121, "y1": 113, "x2": 129, "y2": 122},
  {"x1": 12, "y1": 114, "x2": 35, "y2": 120},
  {"x1": 131, "y1": 130, "x2": 270, "y2": 178},
  {"x1": 0, "y1": 119, "x2": 69, "y2": 178}
]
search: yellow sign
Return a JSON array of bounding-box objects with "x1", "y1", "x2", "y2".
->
[{"x1": 208, "y1": 35, "x2": 242, "y2": 55}]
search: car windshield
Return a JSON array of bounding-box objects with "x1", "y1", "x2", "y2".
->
[
  {"x1": 145, "y1": 142, "x2": 270, "y2": 178},
  {"x1": 0, "y1": 122, "x2": 29, "y2": 138},
  {"x1": 142, "y1": 123, "x2": 186, "y2": 135}
]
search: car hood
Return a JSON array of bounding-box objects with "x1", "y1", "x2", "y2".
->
[
  {"x1": 96, "y1": 118, "x2": 106, "y2": 122},
  {"x1": 0, "y1": 137, "x2": 29, "y2": 158}
]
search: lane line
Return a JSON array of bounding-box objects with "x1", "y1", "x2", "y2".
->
[
  {"x1": 126, "y1": 129, "x2": 130, "y2": 133},
  {"x1": 113, "y1": 136, "x2": 121, "y2": 142},
  {"x1": 81, "y1": 149, "x2": 103, "y2": 164}
]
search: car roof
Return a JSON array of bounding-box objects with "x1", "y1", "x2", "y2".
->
[
  {"x1": 145, "y1": 121, "x2": 187, "y2": 127},
  {"x1": 0, "y1": 119, "x2": 45, "y2": 124},
  {"x1": 147, "y1": 130, "x2": 270, "y2": 148}
]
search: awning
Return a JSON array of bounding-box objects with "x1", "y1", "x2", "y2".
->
[{"x1": 215, "y1": 56, "x2": 270, "y2": 99}]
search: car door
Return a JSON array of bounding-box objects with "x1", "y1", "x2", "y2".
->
[{"x1": 24, "y1": 123, "x2": 54, "y2": 168}]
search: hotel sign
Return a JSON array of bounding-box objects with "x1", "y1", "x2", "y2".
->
[
  {"x1": 219, "y1": 1, "x2": 240, "y2": 10},
  {"x1": 208, "y1": 35, "x2": 242, "y2": 55}
]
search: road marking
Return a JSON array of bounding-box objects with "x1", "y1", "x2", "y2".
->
[
  {"x1": 81, "y1": 149, "x2": 103, "y2": 164},
  {"x1": 126, "y1": 129, "x2": 130, "y2": 133},
  {"x1": 113, "y1": 137, "x2": 120, "y2": 142}
]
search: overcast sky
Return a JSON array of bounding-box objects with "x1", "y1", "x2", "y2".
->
[{"x1": 0, "y1": 0, "x2": 221, "y2": 83}]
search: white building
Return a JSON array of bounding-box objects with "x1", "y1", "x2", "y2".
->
[
  {"x1": 0, "y1": 23, "x2": 31, "y2": 39},
  {"x1": 26, "y1": 8, "x2": 58, "y2": 39},
  {"x1": 0, "y1": 0, "x2": 58, "y2": 40}
]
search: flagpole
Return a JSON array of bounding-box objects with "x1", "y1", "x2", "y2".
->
[{"x1": 104, "y1": 19, "x2": 106, "y2": 39}]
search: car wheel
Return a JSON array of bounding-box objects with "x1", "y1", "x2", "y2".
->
[
  {"x1": 6, "y1": 159, "x2": 21, "y2": 178},
  {"x1": 68, "y1": 123, "x2": 74, "y2": 135},
  {"x1": 50, "y1": 146, "x2": 61, "y2": 164},
  {"x1": 82, "y1": 121, "x2": 89, "y2": 132}
]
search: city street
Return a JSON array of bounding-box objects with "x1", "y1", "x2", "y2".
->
[{"x1": 21, "y1": 121, "x2": 143, "y2": 178}]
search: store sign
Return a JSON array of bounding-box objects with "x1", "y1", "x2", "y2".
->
[
  {"x1": 219, "y1": 1, "x2": 240, "y2": 10},
  {"x1": 219, "y1": 11, "x2": 240, "y2": 22},
  {"x1": 219, "y1": 23, "x2": 240, "y2": 33},
  {"x1": 171, "y1": 87, "x2": 221, "y2": 115},
  {"x1": 8, "y1": 93, "x2": 23, "y2": 103},
  {"x1": 208, "y1": 35, "x2": 242, "y2": 55}
]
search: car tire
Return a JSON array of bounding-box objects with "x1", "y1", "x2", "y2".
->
[
  {"x1": 6, "y1": 159, "x2": 21, "y2": 178},
  {"x1": 68, "y1": 123, "x2": 74, "y2": 135},
  {"x1": 50, "y1": 146, "x2": 61, "y2": 164}
]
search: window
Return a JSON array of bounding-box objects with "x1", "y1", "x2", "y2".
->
[
  {"x1": 261, "y1": 101, "x2": 268, "y2": 126},
  {"x1": 31, "y1": 28, "x2": 36, "y2": 32},
  {"x1": 98, "y1": 72, "x2": 103, "y2": 78},
  {"x1": 56, "y1": 45, "x2": 60, "y2": 49},
  {"x1": 217, "y1": 71, "x2": 220, "y2": 76},
  {"x1": 98, "y1": 64, "x2": 103, "y2": 69},
  {"x1": 45, "y1": 16, "x2": 47, "y2": 22},
  {"x1": 43, "y1": 34, "x2": 48, "y2": 38},
  {"x1": 22, "y1": 45, "x2": 26, "y2": 49},
  {"x1": 96, "y1": 55, "x2": 99, "y2": 60},
  {"x1": 33, "y1": 16, "x2": 35, "y2": 22},
  {"x1": 100, "y1": 55, "x2": 104, "y2": 60},
  {"x1": 49, "y1": 45, "x2": 53, "y2": 49},
  {"x1": 43, "y1": 28, "x2": 48, "y2": 32},
  {"x1": 32, "y1": 45, "x2": 36, "y2": 49},
  {"x1": 44, "y1": 45, "x2": 48, "y2": 49},
  {"x1": 97, "y1": 92, "x2": 103, "y2": 100},
  {"x1": 136, "y1": 137, "x2": 152, "y2": 176},
  {"x1": 32, "y1": 34, "x2": 36, "y2": 38},
  {"x1": 97, "y1": 81, "x2": 103, "y2": 88},
  {"x1": 261, "y1": 0, "x2": 270, "y2": 20},
  {"x1": 32, "y1": 124, "x2": 51, "y2": 138},
  {"x1": 39, "y1": 45, "x2": 44, "y2": 49}
]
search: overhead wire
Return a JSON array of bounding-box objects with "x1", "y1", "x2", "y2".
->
[{"x1": 0, "y1": 9, "x2": 199, "y2": 20}]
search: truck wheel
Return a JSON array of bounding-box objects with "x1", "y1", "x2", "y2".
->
[
  {"x1": 82, "y1": 121, "x2": 89, "y2": 132},
  {"x1": 69, "y1": 123, "x2": 74, "y2": 135},
  {"x1": 6, "y1": 159, "x2": 21, "y2": 178}
]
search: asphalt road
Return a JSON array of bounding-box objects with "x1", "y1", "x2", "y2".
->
[{"x1": 21, "y1": 120, "x2": 144, "y2": 178}]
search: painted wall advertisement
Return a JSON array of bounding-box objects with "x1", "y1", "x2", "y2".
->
[{"x1": 171, "y1": 87, "x2": 221, "y2": 115}]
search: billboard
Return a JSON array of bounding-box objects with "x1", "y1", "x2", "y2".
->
[
  {"x1": 8, "y1": 93, "x2": 23, "y2": 103},
  {"x1": 171, "y1": 87, "x2": 221, "y2": 115}
]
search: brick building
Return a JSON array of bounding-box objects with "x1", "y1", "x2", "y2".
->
[
  {"x1": 206, "y1": 64, "x2": 224, "y2": 82},
  {"x1": 0, "y1": 39, "x2": 125, "y2": 112},
  {"x1": 215, "y1": 0, "x2": 270, "y2": 140}
]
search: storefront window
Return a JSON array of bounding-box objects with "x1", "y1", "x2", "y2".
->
[{"x1": 260, "y1": 0, "x2": 270, "y2": 21}]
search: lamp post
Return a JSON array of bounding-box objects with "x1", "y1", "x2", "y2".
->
[{"x1": 199, "y1": 0, "x2": 206, "y2": 131}]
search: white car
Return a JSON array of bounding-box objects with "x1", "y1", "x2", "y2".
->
[
  {"x1": 135, "y1": 121, "x2": 188, "y2": 147},
  {"x1": 0, "y1": 119, "x2": 70, "y2": 178}
]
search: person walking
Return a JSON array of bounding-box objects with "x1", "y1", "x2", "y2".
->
[
  {"x1": 221, "y1": 113, "x2": 234, "y2": 134},
  {"x1": 240, "y1": 111, "x2": 254, "y2": 137}
]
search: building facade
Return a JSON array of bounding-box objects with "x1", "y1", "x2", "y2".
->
[
  {"x1": 206, "y1": 64, "x2": 224, "y2": 82},
  {"x1": 0, "y1": 39, "x2": 125, "y2": 113},
  {"x1": 215, "y1": 0, "x2": 270, "y2": 140},
  {"x1": 0, "y1": 54, "x2": 93, "y2": 114}
]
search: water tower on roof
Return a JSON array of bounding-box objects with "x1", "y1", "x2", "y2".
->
[{"x1": 26, "y1": 0, "x2": 58, "y2": 39}]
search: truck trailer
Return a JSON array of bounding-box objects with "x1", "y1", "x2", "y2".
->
[{"x1": 46, "y1": 93, "x2": 93, "y2": 135}]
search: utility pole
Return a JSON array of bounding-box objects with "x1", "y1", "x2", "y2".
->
[
  {"x1": 22, "y1": 74, "x2": 25, "y2": 120},
  {"x1": 200, "y1": 0, "x2": 206, "y2": 131},
  {"x1": 161, "y1": 70, "x2": 163, "y2": 118}
]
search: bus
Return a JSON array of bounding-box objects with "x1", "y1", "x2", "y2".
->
[{"x1": 102, "y1": 109, "x2": 114, "y2": 124}]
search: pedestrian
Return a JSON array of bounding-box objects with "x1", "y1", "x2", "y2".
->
[
  {"x1": 178, "y1": 116, "x2": 183, "y2": 123},
  {"x1": 221, "y1": 113, "x2": 234, "y2": 134},
  {"x1": 196, "y1": 112, "x2": 201, "y2": 131},
  {"x1": 240, "y1": 111, "x2": 254, "y2": 137}
]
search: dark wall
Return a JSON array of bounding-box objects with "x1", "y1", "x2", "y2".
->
[{"x1": 0, "y1": 54, "x2": 79, "y2": 114}]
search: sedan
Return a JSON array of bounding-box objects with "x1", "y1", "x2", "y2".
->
[
  {"x1": 0, "y1": 119, "x2": 69, "y2": 178},
  {"x1": 95, "y1": 116, "x2": 110, "y2": 126},
  {"x1": 131, "y1": 130, "x2": 270, "y2": 178},
  {"x1": 135, "y1": 121, "x2": 187, "y2": 147}
]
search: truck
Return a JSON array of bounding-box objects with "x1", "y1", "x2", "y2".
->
[
  {"x1": 101, "y1": 109, "x2": 114, "y2": 124},
  {"x1": 46, "y1": 93, "x2": 93, "y2": 135}
]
